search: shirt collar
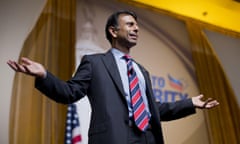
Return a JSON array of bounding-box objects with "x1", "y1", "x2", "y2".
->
[{"x1": 111, "y1": 48, "x2": 125, "y2": 60}]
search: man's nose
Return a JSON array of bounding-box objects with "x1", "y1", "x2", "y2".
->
[{"x1": 134, "y1": 25, "x2": 139, "y2": 32}]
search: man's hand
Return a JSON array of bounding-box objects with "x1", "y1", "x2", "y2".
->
[
  {"x1": 192, "y1": 94, "x2": 219, "y2": 109},
  {"x1": 7, "y1": 57, "x2": 46, "y2": 78}
]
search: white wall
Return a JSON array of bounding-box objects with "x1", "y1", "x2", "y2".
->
[
  {"x1": 205, "y1": 30, "x2": 240, "y2": 105},
  {"x1": 0, "y1": 0, "x2": 45, "y2": 143}
]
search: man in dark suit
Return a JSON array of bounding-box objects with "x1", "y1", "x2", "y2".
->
[{"x1": 7, "y1": 10, "x2": 219, "y2": 144}]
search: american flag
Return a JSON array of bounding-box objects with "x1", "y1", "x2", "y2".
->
[{"x1": 64, "y1": 104, "x2": 82, "y2": 144}]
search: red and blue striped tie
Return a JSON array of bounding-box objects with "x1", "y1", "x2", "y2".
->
[{"x1": 123, "y1": 54, "x2": 149, "y2": 132}]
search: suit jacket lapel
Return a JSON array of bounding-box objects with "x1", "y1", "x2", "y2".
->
[
  {"x1": 101, "y1": 50, "x2": 126, "y2": 98},
  {"x1": 102, "y1": 51, "x2": 160, "y2": 121},
  {"x1": 102, "y1": 51, "x2": 160, "y2": 123}
]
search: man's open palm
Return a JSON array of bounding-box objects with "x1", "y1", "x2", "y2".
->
[{"x1": 7, "y1": 57, "x2": 46, "y2": 78}]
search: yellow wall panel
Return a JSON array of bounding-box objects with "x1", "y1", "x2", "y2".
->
[{"x1": 126, "y1": 0, "x2": 240, "y2": 33}]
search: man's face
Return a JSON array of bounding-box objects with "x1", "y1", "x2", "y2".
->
[{"x1": 115, "y1": 14, "x2": 139, "y2": 48}]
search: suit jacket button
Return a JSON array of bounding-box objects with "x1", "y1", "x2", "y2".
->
[{"x1": 124, "y1": 119, "x2": 128, "y2": 124}]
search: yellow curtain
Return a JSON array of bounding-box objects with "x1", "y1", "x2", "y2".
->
[
  {"x1": 187, "y1": 22, "x2": 240, "y2": 144},
  {"x1": 9, "y1": 0, "x2": 76, "y2": 143}
]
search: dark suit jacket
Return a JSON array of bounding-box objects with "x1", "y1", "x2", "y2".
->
[{"x1": 35, "y1": 50, "x2": 196, "y2": 144}]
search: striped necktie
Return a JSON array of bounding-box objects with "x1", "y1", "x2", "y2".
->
[{"x1": 123, "y1": 54, "x2": 149, "y2": 132}]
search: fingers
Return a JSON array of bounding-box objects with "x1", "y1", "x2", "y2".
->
[
  {"x1": 204, "y1": 99, "x2": 219, "y2": 109},
  {"x1": 206, "y1": 100, "x2": 219, "y2": 109},
  {"x1": 205, "y1": 98, "x2": 213, "y2": 103},
  {"x1": 7, "y1": 60, "x2": 18, "y2": 71},
  {"x1": 7, "y1": 59, "x2": 28, "y2": 73},
  {"x1": 8, "y1": 58, "x2": 46, "y2": 78},
  {"x1": 14, "y1": 61, "x2": 27, "y2": 73},
  {"x1": 198, "y1": 94, "x2": 204, "y2": 99},
  {"x1": 21, "y1": 57, "x2": 32, "y2": 65}
]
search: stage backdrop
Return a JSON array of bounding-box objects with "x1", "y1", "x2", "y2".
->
[{"x1": 74, "y1": 0, "x2": 209, "y2": 144}]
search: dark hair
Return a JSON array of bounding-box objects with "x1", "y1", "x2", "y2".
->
[{"x1": 105, "y1": 10, "x2": 137, "y2": 44}]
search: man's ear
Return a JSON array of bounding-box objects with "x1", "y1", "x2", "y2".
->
[{"x1": 108, "y1": 26, "x2": 118, "y2": 38}]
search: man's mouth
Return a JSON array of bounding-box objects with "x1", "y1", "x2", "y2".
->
[{"x1": 129, "y1": 33, "x2": 138, "y2": 40}]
